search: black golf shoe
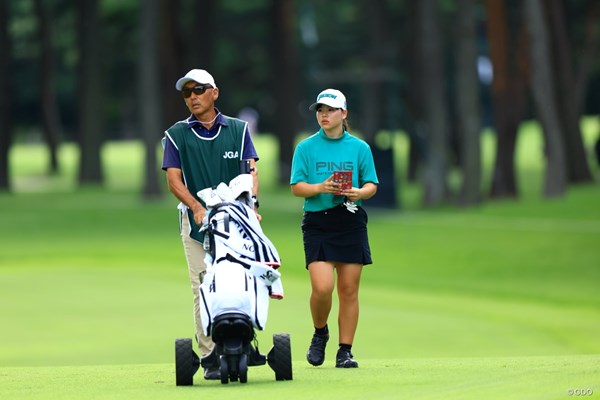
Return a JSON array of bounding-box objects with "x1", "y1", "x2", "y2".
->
[
  {"x1": 335, "y1": 348, "x2": 358, "y2": 368},
  {"x1": 306, "y1": 333, "x2": 329, "y2": 366},
  {"x1": 203, "y1": 367, "x2": 221, "y2": 380}
]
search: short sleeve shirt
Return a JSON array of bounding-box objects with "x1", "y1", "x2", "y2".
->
[{"x1": 290, "y1": 129, "x2": 379, "y2": 212}]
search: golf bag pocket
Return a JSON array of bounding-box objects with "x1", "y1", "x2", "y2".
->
[{"x1": 199, "y1": 260, "x2": 270, "y2": 336}]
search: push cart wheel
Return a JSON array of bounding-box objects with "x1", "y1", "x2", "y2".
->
[
  {"x1": 175, "y1": 338, "x2": 199, "y2": 386},
  {"x1": 267, "y1": 333, "x2": 293, "y2": 381},
  {"x1": 220, "y1": 356, "x2": 229, "y2": 384},
  {"x1": 238, "y1": 354, "x2": 248, "y2": 384},
  {"x1": 229, "y1": 356, "x2": 239, "y2": 382}
]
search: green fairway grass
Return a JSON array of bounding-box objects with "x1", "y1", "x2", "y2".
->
[
  {"x1": 2, "y1": 356, "x2": 598, "y2": 400},
  {"x1": 1, "y1": 122, "x2": 599, "y2": 399}
]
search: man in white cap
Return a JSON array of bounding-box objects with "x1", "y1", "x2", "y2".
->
[{"x1": 161, "y1": 69, "x2": 261, "y2": 380}]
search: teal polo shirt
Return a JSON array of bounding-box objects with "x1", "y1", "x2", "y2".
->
[{"x1": 290, "y1": 129, "x2": 379, "y2": 212}]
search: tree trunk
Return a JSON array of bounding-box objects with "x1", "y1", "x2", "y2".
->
[
  {"x1": 188, "y1": 0, "x2": 216, "y2": 70},
  {"x1": 77, "y1": 0, "x2": 104, "y2": 185},
  {"x1": 140, "y1": 0, "x2": 162, "y2": 199},
  {"x1": 34, "y1": 0, "x2": 62, "y2": 174},
  {"x1": 159, "y1": 0, "x2": 184, "y2": 132},
  {"x1": 405, "y1": 2, "x2": 426, "y2": 184},
  {"x1": 416, "y1": 0, "x2": 450, "y2": 206},
  {"x1": 362, "y1": 0, "x2": 397, "y2": 208},
  {"x1": 547, "y1": 0, "x2": 597, "y2": 184},
  {"x1": 362, "y1": 0, "x2": 387, "y2": 143},
  {"x1": 485, "y1": 0, "x2": 528, "y2": 199},
  {"x1": 0, "y1": 0, "x2": 11, "y2": 191},
  {"x1": 456, "y1": 0, "x2": 482, "y2": 207},
  {"x1": 271, "y1": 0, "x2": 300, "y2": 185},
  {"x1": 524, "y1": 0, "x2": 567, "y2": 197},
  {"x1": 573, "y1": 1, "x2": 600, "y2": 120}
]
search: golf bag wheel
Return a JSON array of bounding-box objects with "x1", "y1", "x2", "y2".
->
[
  {"x1": 229, "y1": 358, "x2": 239, "y2": 383},
  {"x1": 220, "y1": 356, "x2": 229, "y2": 384},
  {"x1": 238, "y1": 354, "x2": 248, "y2": 384},
  {"x1": 175, "y1": 338, "x2": 200, "y2": 386},
  {"x1": 267, "y1": 333, "x2": 293, "y2": 381}
]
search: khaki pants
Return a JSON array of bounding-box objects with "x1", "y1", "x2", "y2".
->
[{"x1": 180, "y1": 212, "x2": 214, "y2": 357}]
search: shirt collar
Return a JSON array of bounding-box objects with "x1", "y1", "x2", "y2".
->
[
  {"x1": 319, "y1": 128, "x2": 347, "y2": 140},
  {"x1": 186, "y1": 108, "x2": 227, "y2": 129}
]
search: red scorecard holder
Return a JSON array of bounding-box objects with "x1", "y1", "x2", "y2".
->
[{"x1": 333, "y1": 171, "x2": 352, "y2": 195}]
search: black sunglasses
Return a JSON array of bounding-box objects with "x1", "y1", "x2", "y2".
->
[{"x1": 181, "y1": 84, "x2": 212, "y2": 98}]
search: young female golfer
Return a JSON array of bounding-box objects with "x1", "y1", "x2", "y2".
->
[{"x1": 290, "y1": 88, "x2": 378, "y2": 368}]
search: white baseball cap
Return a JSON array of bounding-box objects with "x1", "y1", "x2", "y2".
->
[
  {"x1": 309, "y1": 88, "x2": 347, "y2": 111},
  {"x1": 175, "y1": 69, "x2": 217, "y2": 91}
]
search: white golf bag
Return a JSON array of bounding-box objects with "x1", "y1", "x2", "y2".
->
[{"x1": 197, "y1": 174, "x2": 283, "y2": 338}]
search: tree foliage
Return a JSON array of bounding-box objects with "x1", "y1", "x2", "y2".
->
[{"x1": 1, "y1": 0, "x2": 598, "y2": 203}]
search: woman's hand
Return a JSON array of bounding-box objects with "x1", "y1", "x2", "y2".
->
[
  {"x1": 340, "y1": 187, "x2": 361, "y2": 202},
  {"x1": 342, "y1": 182, "x2": 377, "y2": 202},
  {"x1": 321, "y1": 175, "x2": 341, "y2": 194}
]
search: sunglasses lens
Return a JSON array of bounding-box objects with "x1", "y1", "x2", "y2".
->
[{"x1": 182, "y1": 85, "x2": 211, "y2": 98}]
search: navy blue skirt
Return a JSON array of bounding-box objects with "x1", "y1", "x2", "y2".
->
[{"x1": 301, "y1": 204, "x2": 373, "y2": 268}]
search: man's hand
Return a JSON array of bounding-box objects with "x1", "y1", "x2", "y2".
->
[{"x1": 191, "y1": 205, "x2": 207, "y2": 226}]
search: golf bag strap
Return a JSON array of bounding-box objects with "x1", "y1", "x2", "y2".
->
[
  {"x1": 217, "y1": 253, "x2": 252, "y2": 270},
  {"x1": 207, "y1": 202, "x2": 228, "y2": 220},
  {"x1": 208, "y1": 210, "x2": 230, "y2": 240}
]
